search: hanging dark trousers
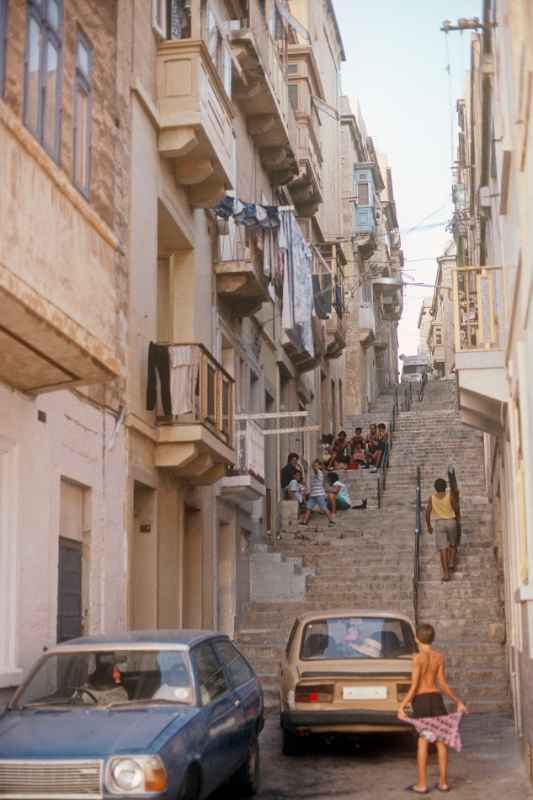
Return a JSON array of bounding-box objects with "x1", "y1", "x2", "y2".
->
[{"x1": 146, "y1": 342, "x2": 172, "y2": 416}]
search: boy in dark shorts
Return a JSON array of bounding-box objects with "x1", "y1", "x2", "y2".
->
[{"x1": 397, "y1": 623, "x2": 467, "y2": 794}]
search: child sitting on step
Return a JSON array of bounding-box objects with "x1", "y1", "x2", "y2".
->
[{"x1": 326, "y1": 472, "x2": 367, "y2": 513}]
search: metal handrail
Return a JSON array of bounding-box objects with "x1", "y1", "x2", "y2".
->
[
  {"x1": 447, "y1": 465, "x2": 462, "y2": 549},
  {"x1": 418, "y1": 371, "x2": 428, "y2": 402},
  {"x1": 376, "y1": 416, "x2": 394, "y2": 507},
  {"x1": 414, "y1": 465, "x2": 422, "y2": 624}
]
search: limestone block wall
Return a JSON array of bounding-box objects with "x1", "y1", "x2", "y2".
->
[{"x1": 0, "y1": 385, "x2": 127, "y2": 705}]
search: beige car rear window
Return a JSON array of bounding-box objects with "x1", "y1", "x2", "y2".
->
[{"x1": 300, "y1": 617, "x2": 416, "y2": 660}]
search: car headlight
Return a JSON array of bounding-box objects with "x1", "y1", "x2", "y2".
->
[{"x1": 106, "y1": 755, "x2": 167, "y2": 795}]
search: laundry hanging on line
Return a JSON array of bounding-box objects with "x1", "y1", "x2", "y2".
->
[
  {"x1": 146, "y1": 343, "x2": 199, "y2": 418},
  {"x1": 280, "y1": 209, "x2": 315, "y2": 359},
  {"x1": 213, "y1": 193, "x2": 281, "y2": 230}
]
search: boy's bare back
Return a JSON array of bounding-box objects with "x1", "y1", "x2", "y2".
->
[{"x1": 414, "y1": 647, "x2": 445, "y2": 695}]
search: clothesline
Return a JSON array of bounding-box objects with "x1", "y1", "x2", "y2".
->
[{"x1": 213, "y1": 193, "x2": 295, "y2": 230}]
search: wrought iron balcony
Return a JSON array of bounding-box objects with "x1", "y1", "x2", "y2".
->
[
  {"x1": 452, "y1": 266, "x2": 507, "y2": 434},
  {"x1": 215, "y1": 224, "x2": 270, "y2": 316},
  {"x1": 220, "y1": 417, "x2": 266, "y2": 504},
  {"x1": 154, "y1": 343, "x2": 235, "y2": 482}
]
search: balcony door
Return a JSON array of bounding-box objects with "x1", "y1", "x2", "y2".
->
[{"x1": 57, "y1": 538, "x2": 82, "y2": 643}]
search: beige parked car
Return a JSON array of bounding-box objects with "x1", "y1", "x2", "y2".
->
[{"x1": 279, "y1": 609, "x2": 417, "y2": 754}]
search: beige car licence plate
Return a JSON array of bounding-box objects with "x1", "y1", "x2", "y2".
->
[{"x1": 342, "y1": 686, "x2": 388, "y2": 700}]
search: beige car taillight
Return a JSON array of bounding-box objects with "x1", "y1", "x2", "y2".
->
[{"x1": 295, "y1": 683, "x2": 334, "y2": 703}]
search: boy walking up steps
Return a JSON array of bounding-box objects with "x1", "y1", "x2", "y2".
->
[
  {"x1": 426, "y1": 477, "x2": 460, "y2": 582},
  {"x1": 398, "y1": 623, "x2": 467, "y2": 794}
]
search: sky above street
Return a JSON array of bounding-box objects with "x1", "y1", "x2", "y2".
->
[{"x1": 334, "y1": 0, "x2": 481, "y2": 356}]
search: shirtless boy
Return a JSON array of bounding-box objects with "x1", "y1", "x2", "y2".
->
[{"x1": 397, "y1": 623, "x2": 467, "y2": 794}]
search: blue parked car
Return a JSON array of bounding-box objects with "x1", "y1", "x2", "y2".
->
[{"x1": 0, "y1": 631, "x2": 264, "y2": 799}]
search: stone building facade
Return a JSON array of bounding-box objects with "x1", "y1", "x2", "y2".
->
[
  {"x1": 417, "y1": 297, "x2": 433, "y2": 357},
  {"x1": 0, "y1": 0, "x2": 130, "y2": 703},
  {"x1": 341, "y1": 97, "x2": 403, "y2": 416},
  {"x1": 0, "y1": 0, "x2": 405, "y2": 704},
  {"x1": 448, "y1": 0, "x2": 533, "y2": 779},
  {"x1": 427, "y1": 241, "x2": 456, "y2": 378}
]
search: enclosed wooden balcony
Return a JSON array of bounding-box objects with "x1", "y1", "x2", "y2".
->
[
  {"x1": 372, "y1": 276, "x2": 403, "y2": 322},
  {"x1": 0, "y1": 103, "x2": 122, "y2": 393},
  {"x1": 287, "y1": 49, "x2": 324, "y2": 216},
  {"x1": 231, "y1": 1, "x2": 298, "y2": 183},
  {"x1": 156, "y1": 39, "x2": 235, "y2": 207},
  {"x1": 215, "y1": 224, "x2": 270, "y2": 316},
  {"x1": 452, "y1": 266, "x2": 507, "y2": 434},
  {"x1": 154, "y1": 344, "x2": 235, "y2": 483}
]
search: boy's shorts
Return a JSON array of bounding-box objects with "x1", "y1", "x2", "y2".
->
[
  {"x1": 307, "y1": 495, "x2": 327, "y2": 512},
  {"x1": 434, "y1": 519, "x2": 458, "y2": 550},
  {"x1": 335, "y1": 496, "x2": 351, "y2": 511}
]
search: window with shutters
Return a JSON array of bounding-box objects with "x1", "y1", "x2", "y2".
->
[
  {"x1": 73, "y1": 31, "x2": 92, "y2": 197},
  {"x1": 24, "y1": 0, "x2": 63, "y2": 160},
  {"x1": 0, "y1": 0, "x2": 7, "y2": 97}
]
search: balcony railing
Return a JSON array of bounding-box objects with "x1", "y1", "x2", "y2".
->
[
  {"x1": 234, "y1": 418, "x2": 265, "y2": 483},
  {"x1": 215, "y1": 222, "x2": 270, "y2": 315},
  {"x1": 155, "y1": 343, "x2": 234, "y2": 447},
  {"x1": 452, "y1": 266, "x2": 505, "y2": 352}
]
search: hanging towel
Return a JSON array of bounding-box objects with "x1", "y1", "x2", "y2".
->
[
  {"x1": 404, "y1": 712, "x2": 463, "y2": 751},
  {"x1": 168, "y1": 345, "x2": 199, "y2": 417}
]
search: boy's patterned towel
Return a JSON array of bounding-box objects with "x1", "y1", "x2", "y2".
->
[{"x1": 405, "y1": 712, "x2": 464, "y2": 751}]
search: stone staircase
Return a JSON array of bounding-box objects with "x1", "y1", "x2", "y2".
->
[{"x1": 236, "y1": 380, "x2": 510, "y2": 716}]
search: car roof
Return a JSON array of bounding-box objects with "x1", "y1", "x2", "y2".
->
[
  {"x1": 295, "y1": 609, "x2": 415, "y2": 626},
  {"x1": 48, "y1": 630, "x2": 227, "y2": 652}
]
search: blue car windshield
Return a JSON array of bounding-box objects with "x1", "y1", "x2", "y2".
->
[{"x1": 13, "y1": 650, "x2": 194, "y2": 709}]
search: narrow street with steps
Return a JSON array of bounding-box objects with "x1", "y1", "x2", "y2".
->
[
  {"x1": 230, "y1": 380, "x2": 521, "y2": 797},
  {"x1": 225, "y1": 380, "x2": 526, "y2": 797}
]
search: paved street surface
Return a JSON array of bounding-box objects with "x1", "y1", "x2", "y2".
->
[{"x1": 213, "y1": 714, "x2": 532, "y2": 799}]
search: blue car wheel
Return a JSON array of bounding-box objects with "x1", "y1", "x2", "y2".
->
[{"x1": 232, "y1": 736, "x2": 260, "y2": 797}]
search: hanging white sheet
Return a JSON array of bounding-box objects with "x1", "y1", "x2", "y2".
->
[{"x1": 168, "y1": 345, "x2": 199, "y2": 416}]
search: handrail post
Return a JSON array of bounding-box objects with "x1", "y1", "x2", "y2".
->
[{"x1": 414, "y1": 465, "x2": 422, "y2": 624}]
